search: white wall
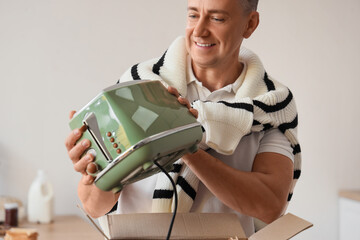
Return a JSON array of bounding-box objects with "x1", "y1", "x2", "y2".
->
[
  {"x1": 0, "y1": 0, "x2": 187, "y2": 216},
  {"x1": 1, "y1": 1, "x2": 359, "y2": 239},
  {"x1": 246, "y1": 1, "x2": 360, "y2": 239}
]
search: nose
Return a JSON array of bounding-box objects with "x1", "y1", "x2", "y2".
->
[{"x1": 193, "y1": 16, "x2": 209, "y2": 37}]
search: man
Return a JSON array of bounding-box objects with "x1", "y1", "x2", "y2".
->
[{"x1": 65, "y1": 0, "x2": 300, "y2": 236}]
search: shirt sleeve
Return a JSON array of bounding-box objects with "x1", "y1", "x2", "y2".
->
[{"x1": 257, "y1": 128, "x2": 294, "y2": 163}]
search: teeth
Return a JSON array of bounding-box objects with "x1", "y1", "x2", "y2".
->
[{"x1": 196, "y1": 42, "x2": 214, "y2": 47}]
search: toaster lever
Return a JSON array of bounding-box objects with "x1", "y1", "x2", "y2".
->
[{"x1": 83, "y1": 112, "x2": 113, "y2": 161}]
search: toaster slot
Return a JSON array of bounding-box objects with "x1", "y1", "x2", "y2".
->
[{"x1": 83, "y1": 112, "x2": 113, "y2": 162}]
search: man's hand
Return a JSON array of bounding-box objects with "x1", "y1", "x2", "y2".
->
[
  {"x1": 65, "y1": 110, "x2": 96, "y2": 185},
  {"x1": 167, "y1": 86, "x2": 198, "y2": 118}
]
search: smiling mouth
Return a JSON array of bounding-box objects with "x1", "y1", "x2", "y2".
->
[{"x1": 195, "y1": 42, "x2": 216, "y2": 47}]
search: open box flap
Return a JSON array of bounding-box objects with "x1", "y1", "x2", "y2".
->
[
  {"x1": 81, "y1": 205, "x2": 312, "y2": 240},
  {"x1": 249, "y1": 213, "x2": 313, "y2": 240},
  {"x1": 102, "y1": 213, "x2": 247, "y2": 239},
  {"x1": 78, "y1": 204, "x2": 111, "y2": 240}
]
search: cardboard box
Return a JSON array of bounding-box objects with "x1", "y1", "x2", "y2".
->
[{"x1": 90, "y1": 212, "x2": 312, "y2": 240}]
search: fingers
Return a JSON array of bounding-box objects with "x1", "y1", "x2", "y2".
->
[
  {"x1": 168, "y1": 86, "x2": 198, "y2": 118},
  {"x1": 65, "y1": 129, "x2": 81, "y2": 151},
  {"x1": 64, "y1": 125, "x2": 87, "y2": 152},
  {"x1": 73, "y1": 152, "x2": 94, "y2": 174},
  {"x1": 167, "y1": 86, "x2": 180, "y2": 98},
  {"x1": 178, "y1": 96, "x2": 191, "y2": 109},
  {"x1": 66, "y1": 110, "x2": 88, "y2": 155},
  {"x1": 72, "y1": 145, "x2": 97, "y2": 186},
  {"x1": 177, "y1": 96, "x2": 198, "y2": 119},
  {"x1": 67, "y1": 110, "x2": 96, "y2": 185},
  {"x1": 69, "y1": 110, "x2": 76, "y2": 119},
  {"x1": 86, "y1": 162, "x2": 98, "y2": 174},
  {"x1": 68, "y1": 139, "x2": 91, "y2": 163},
  {"x1": 81, "y1": 174, "x2": 95, "y2": 185},
  {"x1": 189, "y1": 108, "x2": 199, "y2": 119}
]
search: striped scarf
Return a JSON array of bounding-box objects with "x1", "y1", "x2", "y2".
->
[{"x1": 118, "y1": 36, "x2": 301, "y2": 213}]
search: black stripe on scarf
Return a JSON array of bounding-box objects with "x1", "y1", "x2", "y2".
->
[
  {"x1": 152, "y1": 50, "x2": 167, "y2": 75},
  {"x1": 253, "y1": 120, "x2": 261, "y2": 126},
  {"x1": 131, "y1": 64, "x2": 141, "y2": 80},
  {"x1": 218, "y1": 101, "x2": 254, "y2": 113},
  {"x1": 153, "y1": 189, "x2": 173, "y2": 199},
  {"x1": 263, "y1": 123, "x2": 273, "y2": 131},
  {"x1": 264, "y1": 72, "x2": 275, "y2": 91},
  {"x1": 292, "y1": 144, "x2": 301, "y2": 155},
  {"x1": 294, "y1": 170, "x2": 301, "y2": 179},
  {"x1": 106, "y1": 201, "x2": 118, "y2": 214},
  {"x1": 253, "y1": 89, "x2": 293, "y2": 113},
  {"x1": 177, "y1": 176, "x2": 196, "y2": 200},
  {"x1": 278, "y1": 115, "x2": 298, "y2": 133},
  {"x1": 170, "y1": 163, "x2": 182, "y2": 173},
  {"x1": 287, "y1": 193, "x2": 293, "y2": 201},
  {"x1": 252, "y1": 120, "x2": 273, "y2": 131}
]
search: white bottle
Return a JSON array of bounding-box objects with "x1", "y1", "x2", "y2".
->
[{"x1": 27, "y1": 170, "x2": 54, "y2": 223}]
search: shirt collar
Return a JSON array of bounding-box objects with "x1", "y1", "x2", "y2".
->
[
  {"x1": 186, "y1": 55, "x2": 246, "y2": 94},
  {"x1": 186, "y1": 55, "x2": 197, "y2": 85}
]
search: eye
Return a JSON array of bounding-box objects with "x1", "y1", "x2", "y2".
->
[
  {"x1": 188, "y1": 13, "x2": 198, "y2": 20},
  {"x1": 211, "y1": 17, "x2": 225, "y2": 22}
]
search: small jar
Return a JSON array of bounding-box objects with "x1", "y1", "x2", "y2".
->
[{"x1": 4, "y1": 202, "x2": 18, "y2": 228}]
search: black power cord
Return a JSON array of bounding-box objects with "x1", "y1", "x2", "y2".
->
[{"x1": 153, "y1": 160, "x2": 178, "y2": 240}]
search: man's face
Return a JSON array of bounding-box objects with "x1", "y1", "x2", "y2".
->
[{"x1": 186, "y1": 0, "x2": 250, "y2": 69}]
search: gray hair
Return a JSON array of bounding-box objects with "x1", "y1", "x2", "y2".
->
[{"x1": 240, "y1": 0, "x2": 259, "y2": 12}]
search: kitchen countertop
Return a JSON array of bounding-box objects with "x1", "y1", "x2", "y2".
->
[
  {"x1": 339, "y1": 190, "x2": 360, "y2": 202},
  {"x1": 1, "y1": 215, "x2": 102, "y2": 240}
]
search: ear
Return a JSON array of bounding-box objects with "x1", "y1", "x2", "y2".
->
[{"x1": 243, "y1": 11, "x2": 260, "y2": 39}]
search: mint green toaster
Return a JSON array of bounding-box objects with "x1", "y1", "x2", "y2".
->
[{"x1": 69, "y1": 80, "x2": 203, "y2": 193}]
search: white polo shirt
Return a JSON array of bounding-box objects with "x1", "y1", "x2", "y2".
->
[{"x1": 116, "y1": 59, "x2": 294, "y2": 237}]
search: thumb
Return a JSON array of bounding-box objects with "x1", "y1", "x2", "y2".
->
[{"x1": 69, "y1": 110, "x2": 76, "y2": 120}]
